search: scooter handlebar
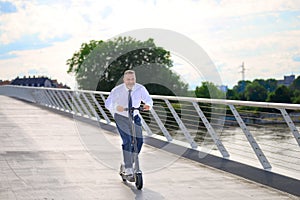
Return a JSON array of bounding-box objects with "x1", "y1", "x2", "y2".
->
[{"x1": 124, "y1": 106, "x2": 145, "y2": 112}]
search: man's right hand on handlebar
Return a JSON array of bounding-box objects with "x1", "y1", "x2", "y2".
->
[
  {"x1": 117, "y1": 105, "x2": 150, "y2": 112},
  {"x1": 117, "y1": 105, "x2": 125, "y2": 112},
  {"x1": 143, "y1": 104, "x2": 150, "y2": 111}
]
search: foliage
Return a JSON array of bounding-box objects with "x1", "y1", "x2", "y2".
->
[
  {"x1": 244, "y1": 81, "x2": 268, "y2": 102},
  {"x1": 66, "y1": 37, "x2": 188, "y2": 96},
  {"x1": 291, "y1": 90, "x2": 300, "y2": 104},
  {"x1": 195, "y1": 81, "x2": 225, "y2": 99},
  {"x1": 194, "y1": 82, "x2": 226, "y2": 123},
  {"x1": 223, "y1": 76, "x2": 299, "y2": 104},
  {"x1": 253, "y1": 79, "x2": 277, "y2": 93},
  {"x1": 226, "y1": 89, "x2": 239, "y2": 100},
  {"x1": 232, "y1": 80, "x2": 251, "y2": 100},
  {"x1": 267, "y1": 85, "x2": 292, "y2": 103},
  {"x1": 289, "y1": 76, "x2": 300, "y2": 104},
  {"x1": 67, "y1": 40, "x2": 103, "y2": 74}
]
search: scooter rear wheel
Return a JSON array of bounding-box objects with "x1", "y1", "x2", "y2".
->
[{"x1": 135, "y1": 173, "x2": 143, "y2": 190}]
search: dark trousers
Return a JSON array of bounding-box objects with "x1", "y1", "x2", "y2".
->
[{"x1": 114, "y1": 113, "x2": 143, "y2": 168}]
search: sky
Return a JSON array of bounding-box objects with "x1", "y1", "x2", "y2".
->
[{"x1": 0, "y1": 0, "x2": 300, "y2": 90}]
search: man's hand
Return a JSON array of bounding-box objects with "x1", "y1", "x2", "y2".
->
[
  {"x1": 143, "y1": 105, "x2": 150, "y2": 111},
  {"x1": 117, "y1": 105, "x2": 124, "y2": 112}
]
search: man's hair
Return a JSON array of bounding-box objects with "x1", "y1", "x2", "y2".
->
[{"x1": 124, "y1": 70, "x2": 135, "y2": 75}]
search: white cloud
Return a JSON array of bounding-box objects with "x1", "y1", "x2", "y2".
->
[
  {"x1": 2, "y1": 0, "x2": 300, "y2": 43},
  {"x1": 198, "y1": 17, "x2": 300, "y2": 86},
  {"x1": 0, "y1": 0, "x2": 96, "y2": 44},
  {"x1": 0, "y1": 38, "x2": 80, "y2": 88},
  {"x1": 0, "y1": 0, "x2": 300, "y2": 89}
]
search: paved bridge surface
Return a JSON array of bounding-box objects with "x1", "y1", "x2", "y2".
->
[{"x1": 0, "y1": 96, "x2": 298, "y2": 200}]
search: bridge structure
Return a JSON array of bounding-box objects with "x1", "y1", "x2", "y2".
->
[{"x1": 0, "y1": 85, "x2": 299, "y2": 199}]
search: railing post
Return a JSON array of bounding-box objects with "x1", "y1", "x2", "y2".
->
[
  {"x1": 68, "y1": 91, "x2": 85, "y2": 116},
  {"x1": 44, "y1": 90, "x2": 60, "y2": 109},
  {"x1": 61, "y1": 91, "x2": 75, "y2": 114},
  {"x1": 229, "y1": 105, "x2": 272, "y2": 169},
  {"x1": 81, "y1": 92, "x2": 101, "y2": 121},
  {"x1": 100, "y1": 94, "x2": 108, "y2": 105},
  {"x1": 56, "y1": 91, "x2": 72, "y2": 112},
  {"x1": 48, "y1": 90, "x2": 65, "y2": 111},
  {"x1": 75, "y1": 91, "x2": 93, "y2": 119},
  {"x1": 90, "y1": 93, "x2": 111, "y2": 124},
  {"x1": 100, "y1": 94, "x2": 115, "y2": 118},
  {"x1": 32, "y1": 89, "x2": 44, "y2": 105},
  {"x1": 40, "y1": 90, "x2": 53, "y2": 107},
  {"x1": 150, "y1": 108, "x2": 172, "y2": 141},
  {"x1": 279, "y1": 108, "x2": 300, "y2": 146},
  {"x1": 47, "y1": 89, "x2": 64, "y2": 110},
  {"x1": 193, "y1": 102, "x2": 229, "y2": 158},
  {"x1": 138, "y1": 114, "x2": 153, "y2": 136},
  {"x1": 165, "y1": 99, "x2": 197, "y2": 149}
]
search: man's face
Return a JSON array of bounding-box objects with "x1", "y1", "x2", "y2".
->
[{"x1": 123, "y1": 73, "x2": 136, "y2": 89}]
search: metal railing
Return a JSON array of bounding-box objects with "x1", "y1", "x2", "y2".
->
[{"x1": 1, "y1": 85, "x2": 299, "y2": 178}]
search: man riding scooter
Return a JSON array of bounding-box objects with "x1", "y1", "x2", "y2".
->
[{"x1": 105, "y1": 70, "x2": 153, "y2": 181}]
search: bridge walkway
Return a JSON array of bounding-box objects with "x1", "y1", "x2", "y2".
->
[{"x1": 0, "y1": 96, "x2": 298, "y2": 200}]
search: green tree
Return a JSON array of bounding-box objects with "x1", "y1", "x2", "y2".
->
[
  {"x1": 244, "y1": 82, "x2": 268, "y2": 102},
  {"x1": 253, "y1": 78, "x2": 277, "y2": 93},
  {"x1": 292, "y1": 90, "x2": 300, "y2": 104},
  {"x1": 67, "y1": 37, "x2": 188, "y2": 96},
  {"x1": 289, "y1": 76, "x2": 300, "y2": 104},
  {"x1": 67, "y1": 40, "x2": 104, "y2": 74},
  {"x1": 267, "y1": 85, "x2": 292, "y2": 103},
  {"x1": 194, "y1": 82, "x2": 226, "y2": 125},
  {"x1": 195, "y1": 82, "x2": 225, "y2": 99},
  {"x1": 226, "y1": 88, "x2": 239, "y2": 100},
  {"x1": 232, "y1": 80, "x2": 251, "y2": 100}
]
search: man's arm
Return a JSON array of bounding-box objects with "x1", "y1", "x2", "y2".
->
[
  {"x1": 104, "y1": 92, "x2": 114, "y2": 111},
  {"x1": 141, "y1": 87, "x2": 153, "y2": 111},
  {"x1": 105, "y1": 88, "x2": 125, "y2": 113},
  {"x1": 105, "y1": 89, "x2": 119, "y2": 111}
]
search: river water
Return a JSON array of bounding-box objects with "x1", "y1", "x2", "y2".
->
[{"x1": 168, "y1": 123, "x2": 300, "y2": 180}]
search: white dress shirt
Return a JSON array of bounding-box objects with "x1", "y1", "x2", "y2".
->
[{"x1": 105, "y1": 83, "x2": 153, "y2": 118}]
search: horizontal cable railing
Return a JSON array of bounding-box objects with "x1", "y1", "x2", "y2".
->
[{"x1": 1, "y1": 85, "x2": 299, "y2": 179}]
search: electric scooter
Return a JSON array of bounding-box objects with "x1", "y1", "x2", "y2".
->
[{"x1": 119, "y1": 106, "x2": 144, "y2": 190}]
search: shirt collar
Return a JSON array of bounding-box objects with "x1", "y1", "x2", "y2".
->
[{"x1": 124, "y1": 83, "x2": 135, "y2": 92}]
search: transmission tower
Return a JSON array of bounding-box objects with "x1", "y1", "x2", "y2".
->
[
  {"x1": 240, "y1": 62, "x2": 245, "y2": 81},
  {"x1": 239, "y1": 62, "x2": 246, "y2": 92}
]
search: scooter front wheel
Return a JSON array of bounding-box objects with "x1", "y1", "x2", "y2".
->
[{"x1": 135, "y1": 173, "x2": 143, "y2": 190}]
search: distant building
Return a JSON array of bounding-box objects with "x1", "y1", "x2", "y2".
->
[
  {"x1": 10, "y1": 76, "x2": 70, "y2": 89},
  {"x1": 51, "y1": 79, "x2": 70, "y2": 89},
  {"x1": 277, "y1": 75, "x2": 295, "y2": 87},
  {"x1": 0, "y1": 80, "x2": 11, "y2": 86},
  {"x1": 11, "y1": 77, "x2": 54, "y2": 87}
]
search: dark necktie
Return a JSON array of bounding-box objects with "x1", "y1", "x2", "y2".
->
[{"x1": 128, "y1": 89, "x2": 132, "y2": 118}]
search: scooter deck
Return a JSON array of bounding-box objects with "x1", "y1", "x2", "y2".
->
[
  {"x1": 120, "y1": 173, "x2": 135, "y2": 182},
  {"x1": 119, "y1": 164, "x2": 135, "y2": 182}
]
